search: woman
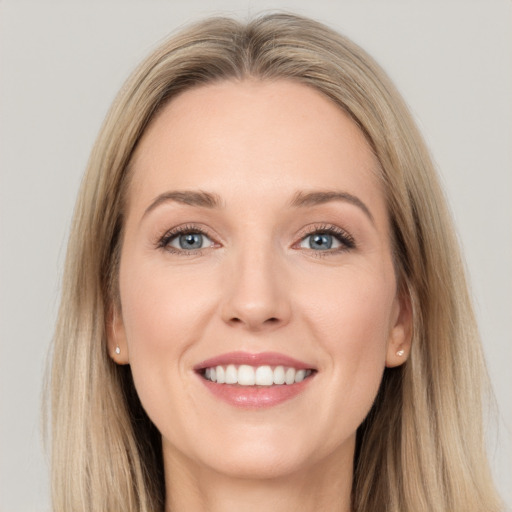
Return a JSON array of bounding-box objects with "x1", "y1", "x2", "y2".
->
[{"x1": 47, "y1": 13, "x2": 502, "y2": 512}]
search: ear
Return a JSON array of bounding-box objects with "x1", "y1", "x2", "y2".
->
[
  {"x1": 106, "y1": 305, "x2": 130, "y2": 365},
  {"x1": 385, "y1": 289, "x2": 413, "y2": 368}
]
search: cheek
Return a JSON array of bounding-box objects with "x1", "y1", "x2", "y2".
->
[
  {"x1": 301, "y1": 261, "x2": 396, "y2": 347},
  {"x1": 120, "y1": 255, "x2": 217, "y2": 350},
  {"x1": 299, "y1": 264, "x2": 395, "y2": 417},
  {"x1": 118, "y1": 256, "x2": 219, "y2": 424}
]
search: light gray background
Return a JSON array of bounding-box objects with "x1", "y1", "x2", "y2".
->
[{"x1": 1, "y1": 1, "x2": 510, "y2": 510}]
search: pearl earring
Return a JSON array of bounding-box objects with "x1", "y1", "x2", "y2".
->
[
  {"x1": 115, "y1": 346, "x2": 121, "y2": 355},
  {"x1": 396, "y1": 349, "x2": 405, "y2": 357}
]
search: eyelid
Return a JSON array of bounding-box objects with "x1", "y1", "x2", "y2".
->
[
  {"x1": 155, "y1": 222, "x2": 355, "y2": 255},
  {"x1": 156, "y1": 223, "x2": 219, "y2": 254},
  {"x1": 294, "y1": 223, "x2": 356, "y2": 252}
]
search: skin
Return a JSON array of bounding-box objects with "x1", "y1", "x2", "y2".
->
[{"x1": 110, "y1": 80, "x2": 412, "y2": 512}]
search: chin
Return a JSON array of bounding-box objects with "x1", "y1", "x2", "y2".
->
[
  {"x1": 204, "y1": 449, "x2": 310, "y2": 480},
  {"x1": 178, "y1": 426, "x2": 353, "y2": 481}
]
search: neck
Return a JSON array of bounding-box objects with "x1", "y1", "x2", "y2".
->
[{"x1": 163, "y1": 440, "x2": 354, "y2": 512}]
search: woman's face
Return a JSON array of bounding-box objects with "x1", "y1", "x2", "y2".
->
[{"x1": 112, "y1": 80, "x2": 410, "y2": 479}]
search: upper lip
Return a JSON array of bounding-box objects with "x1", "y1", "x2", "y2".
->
[{"x1": 194, "y1": 351, "x2": 315, "y2": 371}]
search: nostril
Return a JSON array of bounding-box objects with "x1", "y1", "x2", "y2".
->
[{"x1": 228, "y1": 316, "x2": 280, "y2": 327}]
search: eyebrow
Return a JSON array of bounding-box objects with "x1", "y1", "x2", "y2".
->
[
  {"x1": 143, "y1": 190, "x2": 223, "y2": 219},
  {"x1": 142, "y1": 188, "x2": 374, "y2": 224},
  {"x1": 289, "y1": 190, "x2": 374, "y2": 224}
]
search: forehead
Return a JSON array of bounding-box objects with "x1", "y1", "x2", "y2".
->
[{"x1": 128, "y1": 79, "x2": 385, "y2": 220}]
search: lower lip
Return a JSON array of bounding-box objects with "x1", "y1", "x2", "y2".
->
[{"x1": 198, "y1": 375, "x2": 314, "y2": 409}]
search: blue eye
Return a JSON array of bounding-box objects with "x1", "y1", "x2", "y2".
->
[
  {"x1": 300, "y1": 233, "x2": 341, "y2": 251},
  {"x1": 298, "y1": 226, "x2": 355, "y2": 252},
  {"x1": 165, "y1": 231, "x2": 214, "y2": 251}
]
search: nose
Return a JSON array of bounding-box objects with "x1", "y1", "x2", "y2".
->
[{"x1": 220, "y1": 243, "x2": 292, "y2": 331}]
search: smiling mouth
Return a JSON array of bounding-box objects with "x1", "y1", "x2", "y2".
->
[
  {"x1": 199, "y1": 364, "x2": 315, "y2": 386},
  {"x1": 194, "y1": 352, "x2": 317, "y2": 407}
]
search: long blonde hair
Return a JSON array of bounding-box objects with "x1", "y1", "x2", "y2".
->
[{"x1": 46, "y1": 13, "x2": 502, "y2": 512}]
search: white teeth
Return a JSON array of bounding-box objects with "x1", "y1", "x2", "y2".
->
[
  {"x1": 216, "y1": 365, "x2": 225, "y2": 384},
  {"x1": 202, "y1": 364, "x2": 313, "y2": 386},
  {"x1": 285, "y1": 367, "x2": 296, "y2": 385},
  {"x1": 273, "y1": 365, "x2": 285, "y2": 385},
  {"x1": 225, "y1": 364, "x2": 237, "y2": 384},
  {"x1": 255, "y1": 365, "x2": 273, "y2": 386},
  {"x1": 238, "y1": 365, "x2": 255, "y2": 385},
  {"x1": 295, "y1": 369, "x2": 306, "y2": 383}
]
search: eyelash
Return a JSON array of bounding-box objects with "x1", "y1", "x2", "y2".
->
[
  {"x1": 156, "y1": 224, "x2": 214, "y2": 255},
  {"x1": 156, "y1": 223, "x2": 356, "y2": 256},
  {"x1": 298, "y1": 223, "x2": 356, "y2": 256}
]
